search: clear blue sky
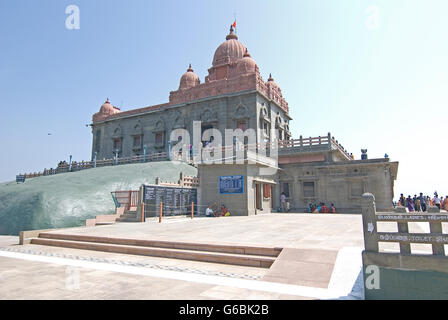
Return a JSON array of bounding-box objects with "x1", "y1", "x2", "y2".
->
[{"x1": 1, "y1": 0, "x2": 447, "y2": 199}]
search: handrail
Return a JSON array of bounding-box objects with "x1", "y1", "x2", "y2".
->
[
  {"x1": 111, "y1": 190, "x2": 139, "y2": 211},
  {"x1": 20, "y1": 151, "x2": 170, "y2": 179}
]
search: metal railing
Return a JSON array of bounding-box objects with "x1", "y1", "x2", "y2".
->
[
  {"x1": 18, "y1": 133, "x2": 353, "y2": 179},
  {"x1": 19, "y1": 151, "x2": 169, "y2": 179},
  {"x1": 111, "y1": 190, "x2": 139, "y2": 211}
]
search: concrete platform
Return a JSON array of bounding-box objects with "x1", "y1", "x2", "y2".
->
[
  {"x1": 0, "y1": 213, "x2": 435, "y2": 300},
  {"x1": 43, "y1": 213, "x2": 367, "y2": 250}
]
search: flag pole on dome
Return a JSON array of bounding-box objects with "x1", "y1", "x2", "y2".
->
[{"x1": 232, "y1": 20, "x2": 236, "y2": 33}]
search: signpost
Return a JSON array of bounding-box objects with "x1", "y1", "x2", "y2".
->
[
  {"x1": 143, "y1": 185, "x2": 197, "y2": 218},
  {"x1": 219, "y1": 175, "x2": 244, "y2": 194}
]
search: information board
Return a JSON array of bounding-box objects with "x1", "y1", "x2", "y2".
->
[
  {"x1": 144, "y1": 185, "x2": 197, "y2": 217},
  {"x1": 219, "y1": 175, "x2": 244, "y2": 194}
]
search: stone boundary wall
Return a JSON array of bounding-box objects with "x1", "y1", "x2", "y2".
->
[{"x1": 361, "y1": 193, "x2": 448, "y2": 299}]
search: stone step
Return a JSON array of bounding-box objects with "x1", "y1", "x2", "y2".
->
[
  {"x1": 30, "y1": 238, "x2": 277, "y2": 268},
  {"x1": 119, "y1": 213, "x2": 137, "y2": 218},
  {"x1": 37, "y1": 233, "x2": 282, "y2": 257},
  {"x1": 115, "y1": 212, "x2": 139, "y2": 222},
  {"x1": 122, "y1": 211, "x2": 137, "y2": 216},
  {"x1": 115, "y1": 217, "x2": 140, "y2": 222}
]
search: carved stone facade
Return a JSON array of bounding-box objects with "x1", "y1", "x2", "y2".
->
[
  {"x1": 91, "y1": 26, "x2": 291, "y2": 159},
  {"x1": 276, "y1": 156, "x2": 398, "y2": 212}
]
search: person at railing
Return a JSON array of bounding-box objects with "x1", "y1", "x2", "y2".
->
[
  {"x1": 406, "y1": 195, "x2": 415, "y2": 212},
  {"x1": 425, "y1": 196, "x2": 431, "y2": 208},
  {"x1": 321, "y1": 203, "x2": 328, "y2": 213},
  {"x1": 433, "y1": 192, "x2": 441, "y2": 210},
  {"x1": 399, "y1": 194, "x2": 406, "y2": 207},
  {"x1": 419, "y1": 193, "x2": 427, "y2": 212},
  {"x1": 443, "y1": 196, "x2": 448, "y2": 211},
  {"x1": 414, "y1": 194, "x2": 421, "y2": 212}
]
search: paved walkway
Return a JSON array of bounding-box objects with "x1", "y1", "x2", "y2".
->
[
  {"x1": 45, "y1": 213, "x2": 367, "y2": 250},
  {"x1": 0, "y1": 252, "x2": 304, "y2": 300},
  {"x1": 0, "y1": 213, "x2": 434, "y2": 300}
]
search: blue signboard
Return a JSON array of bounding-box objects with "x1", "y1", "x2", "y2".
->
[{"x1": 219, "y1": 175, "x2": 244, "y2": 194}]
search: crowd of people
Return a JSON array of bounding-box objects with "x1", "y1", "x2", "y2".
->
[
  {"x1": 307, "y1": 202, "x2": 336, "y2": 213},
  {"x1": 396, "y1": 192, "x2": 448, "y2": 212},
  {"x1": 280, "y1": 192, "x2": 337, "y2": 213}
]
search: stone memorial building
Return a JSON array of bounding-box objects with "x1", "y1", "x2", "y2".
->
[{"x1": 90, "y1": 25, "x2": 398, "y2": 213}]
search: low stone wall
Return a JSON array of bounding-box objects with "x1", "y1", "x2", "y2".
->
[{"x1": 361, "y1": 193, "x2": 448, "y2": 299}]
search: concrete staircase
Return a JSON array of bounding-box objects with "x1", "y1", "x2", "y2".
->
[
  {"x1": 115, "y1": 210, "x2": 140, "y2": 222},
  {"x1": 85, "y1": 207, "x2": 126, "y2": 227},
  {"x1": 30, "y1": 233, "x2": 281, "y2": 268}
]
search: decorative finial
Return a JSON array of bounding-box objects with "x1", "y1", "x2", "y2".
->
[
  {"x1": 268, "y1": 73, "x2": 273, "y2": 81},
  {"x1": 187, "y1": 64, "x2": 193, "y2": 72},
  {"x1": 243, "y1": 48, "x2": 250, "y2": 57},
  {"x1": 226, "y1": 24, "x2": 238, "y2": 40}
]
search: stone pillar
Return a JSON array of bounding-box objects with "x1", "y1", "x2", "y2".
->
[
  {"x1": 136, "y1": 185, "x2": 145, "y2": 222},
  {"x1": 274, "y1": 181, "x2": 281, "y2": 212},
  {"x1": 293, "y1": 176, "x2": 301, "y2": 210},
  {"x1": 361, "y1": 193, "x2": 379, "y2": 252},
  {"x1": 179, "y1": 172, "x2": 184, "y2": 187}
]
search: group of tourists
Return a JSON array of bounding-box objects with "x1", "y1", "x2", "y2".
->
[
  {"x1": 205, "y1": 204, "x2": 231, "y2": 217},
  {"x1": 57, "y1": 160, "x2": 68, "y2": 168},
  {"x1": 280, "y1": 192, "x2": 337, "y2": 213},
  {"x1": 397, "y1": 192, "x2": 448, "y2": 212},
  {"x1": 307, "y1": 202, "x2": 337, "y2": 214}
]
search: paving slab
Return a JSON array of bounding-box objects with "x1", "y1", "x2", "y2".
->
[
  {"x1": 0, "y1": 255, "x2": 308, "y2": 300},
  {"x1": 262, "y1": 248, "x2": 338, "y2": 288}
]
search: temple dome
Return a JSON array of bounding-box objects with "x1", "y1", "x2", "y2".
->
[
  {"x1": 179, "y1": 64, "x2": 200, "y2": 90},
  {"x1": 99, "y1": 98, "x2": 120, "y2": 115},
  {"x1": 236, "y1": 49, "x2": 257, "y2": 74},
  {"x1": 266, "y1": 73, "x2": 280, "y2": 91},
  {"x1": 212, "y1": 26, "x2": 246, "y2": 67}
]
